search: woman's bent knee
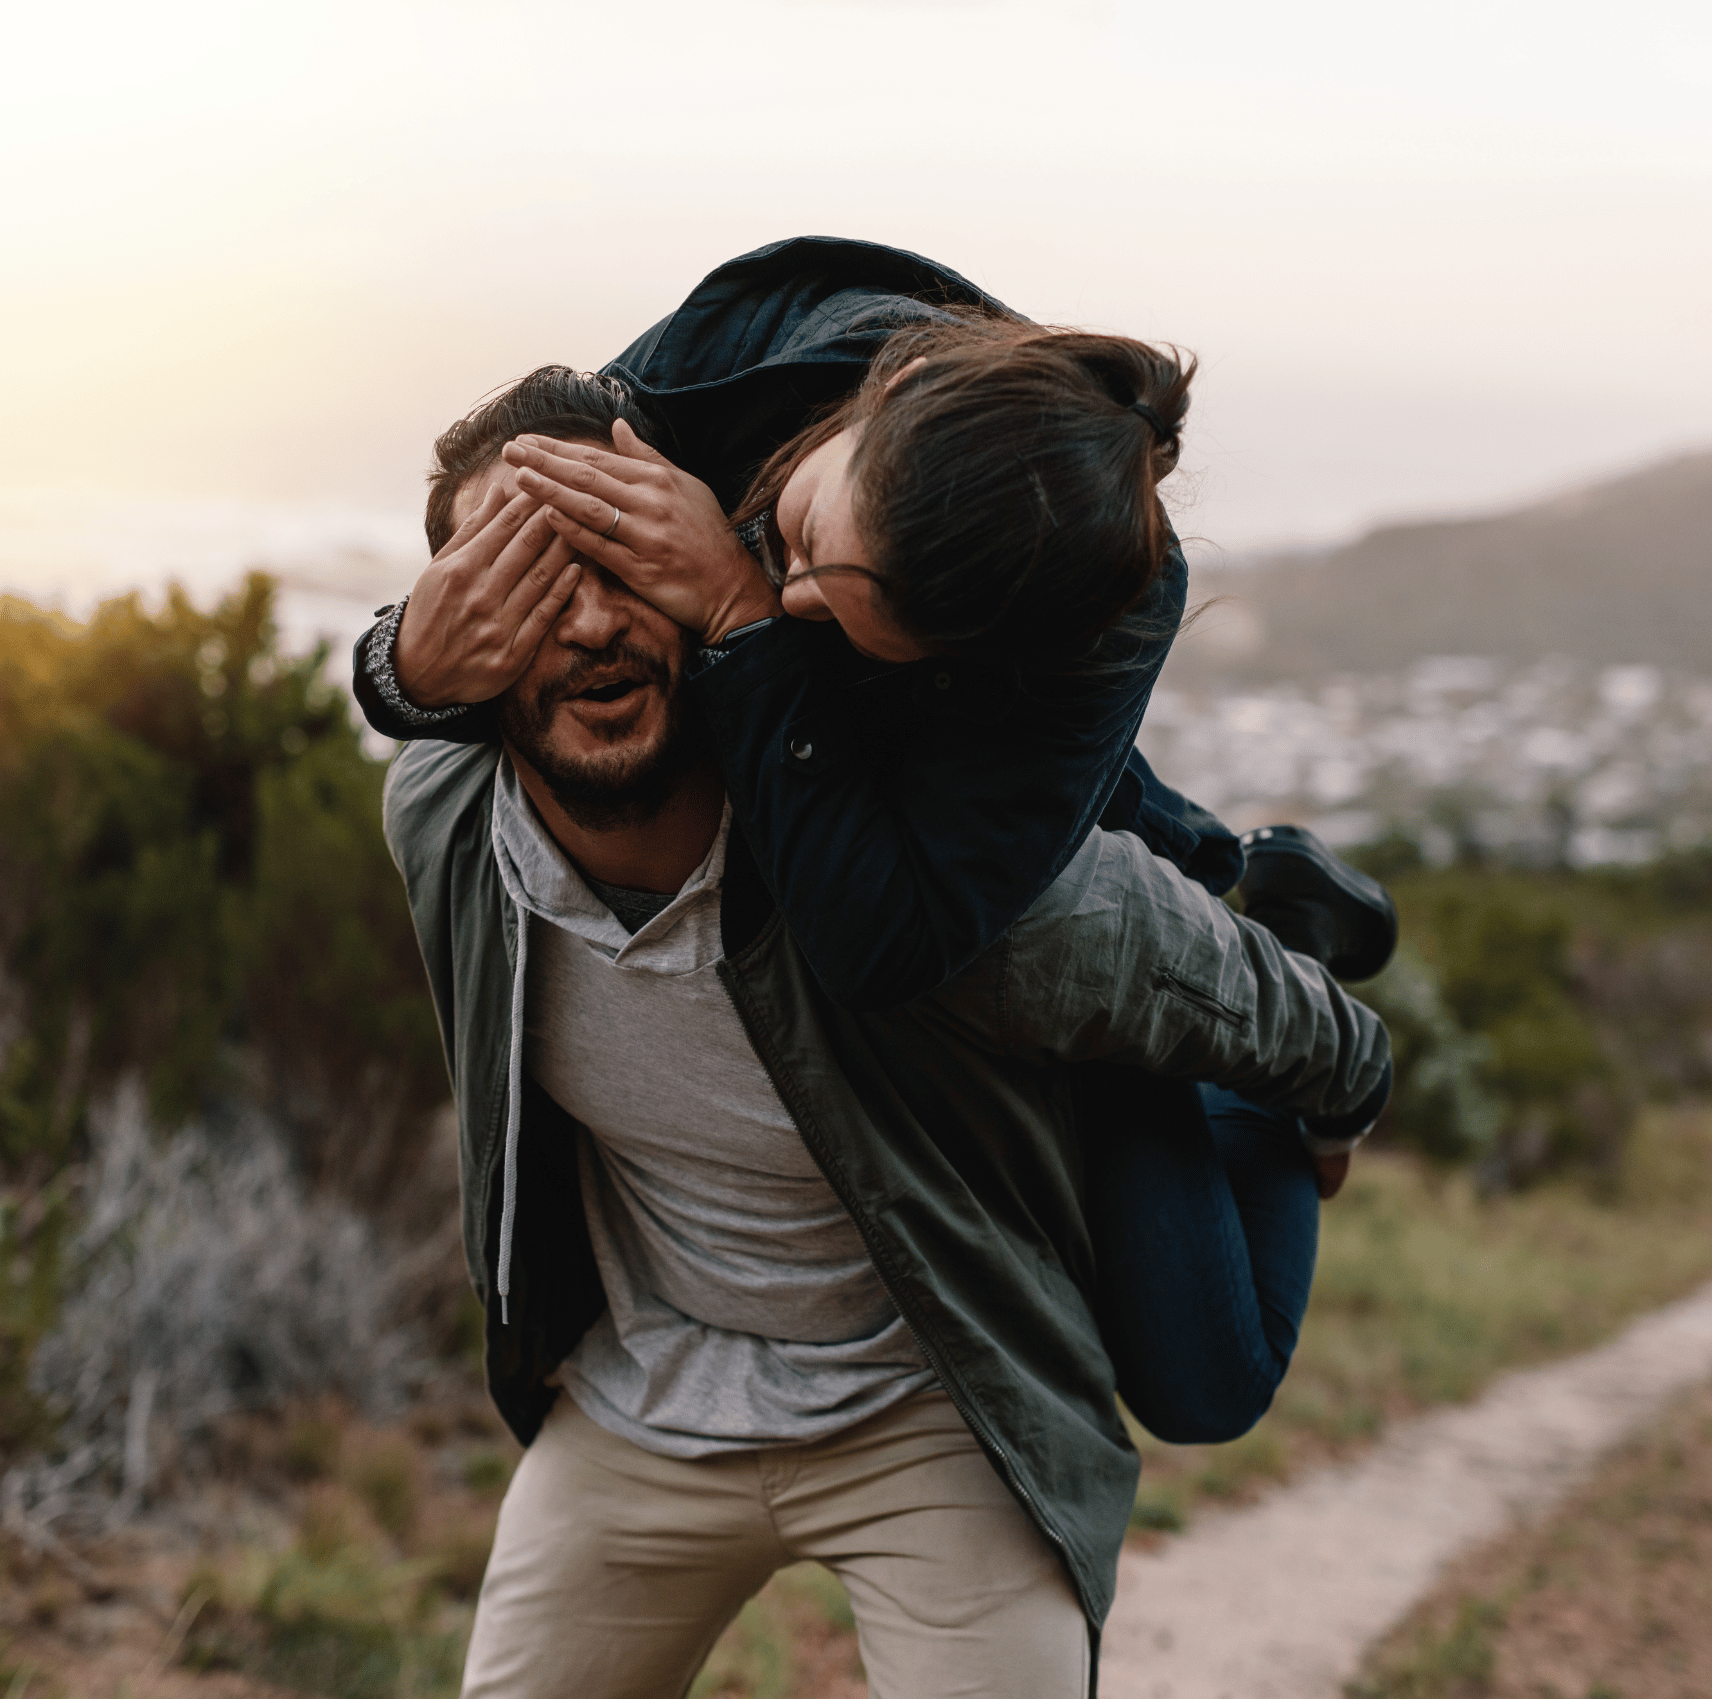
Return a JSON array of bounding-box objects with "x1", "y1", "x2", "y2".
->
[{"x1": 1120, "y1": 1370, "x2": 1280, "y2": 1446}]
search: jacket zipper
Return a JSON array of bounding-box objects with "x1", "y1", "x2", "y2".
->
[{"x1": 715, "y1": 964, "x2": 1078, "y2": 1584}]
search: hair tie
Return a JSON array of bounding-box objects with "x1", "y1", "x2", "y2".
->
[{"x1": 1130, "y1": 400, "x2": 1176, "y2": 442}]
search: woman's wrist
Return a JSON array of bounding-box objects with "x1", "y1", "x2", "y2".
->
[{"x1": 704, "y1": 583, "x2": 784, "y2": 646}]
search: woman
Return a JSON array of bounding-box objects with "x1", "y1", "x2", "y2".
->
[{"x1": 356, "y1": 239, "x2": 1395, "y2": 1442}]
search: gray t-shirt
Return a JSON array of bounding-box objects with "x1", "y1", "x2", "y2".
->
[
  {"x1": 581, "y1": 873, "x2": 673, "y2": 937},
  {"x1": 490, "y1": 761, "x2": 933, "y2": 1457}
]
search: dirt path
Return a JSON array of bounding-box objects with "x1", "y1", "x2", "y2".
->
[{"x1": 1100, "y1": 1276, "x2": 1712, "y2": 1699}]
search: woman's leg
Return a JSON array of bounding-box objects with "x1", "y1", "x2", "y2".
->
[{"x1": 1086, "y1": 1075, "x2": 1319, "y2": 1444}]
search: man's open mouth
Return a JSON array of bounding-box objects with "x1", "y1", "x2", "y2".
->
[{"x1": 575, "y1": 678, "x2": 641, "y2": 705}]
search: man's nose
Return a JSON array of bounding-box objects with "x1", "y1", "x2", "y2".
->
[{"x1": 553, "y1": 566, "x2": 634, "y2": 649}]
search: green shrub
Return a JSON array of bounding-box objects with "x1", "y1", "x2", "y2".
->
[
  {"x1": 1354, "y1": 858, "x2": 1661, "y2": 1183},
  {"x1": 1358, "y1": 946, "x2": 1503, "y2": 1164},
  {"x1": 0, "y1": 1180, "x2": 67, "y2": 1469},
  {"x1": 0, "y1": 577, "x2": 442, "y2": 1186},
  {"x1": 0, "y1": 577, "x2": 446, "y2": 1457}
]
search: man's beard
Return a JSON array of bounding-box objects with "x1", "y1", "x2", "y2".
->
[{"x1": 498, "y1": 639, "x2": 704, "y2": 831}]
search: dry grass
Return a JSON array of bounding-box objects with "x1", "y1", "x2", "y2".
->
[
  {"x1": 0, "y1": 1386, "x2": 508, "y2": 1699},
  {"x1": 1348, "y1": 1378, "x2": 1712, "y2": 1698},
  {"x1": 690, "y1": 1564, "x2": 866, "y2": 1699},
  {"x1": 0, "y1": 1389, "x2": 865, "y2": 1699},
  {"x1": 10, "y1": 1109, "x2": 1712, "y2": 1697}
]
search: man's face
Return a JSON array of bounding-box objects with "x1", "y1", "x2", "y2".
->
[{"x1": 457, "y1": 457, "x2": 700, "y2": 829}]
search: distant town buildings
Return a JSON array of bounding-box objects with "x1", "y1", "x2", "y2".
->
[{"x1": 1140, "y1": 658, "x2": 1712, "y2": 865}]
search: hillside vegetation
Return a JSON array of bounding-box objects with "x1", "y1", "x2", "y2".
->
[
  {"x1": 1175, "y1": 449, "x2": 1712, "y2": 682},
  {"x1": 0, "y1": 579, "x2": 451, "y2": 1481},
  {"x1": 4, "y1": 574, "x2": 1711, "y2": 1699}
]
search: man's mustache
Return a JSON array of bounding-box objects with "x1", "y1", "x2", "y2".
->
[{"x1": 532, "y1": 642, "x2": 676, "y2": 711}]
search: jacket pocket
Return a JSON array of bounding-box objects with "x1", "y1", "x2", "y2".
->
[{"x1": 1154, "y1": 969, "x2": 1245, "y2": 1029}]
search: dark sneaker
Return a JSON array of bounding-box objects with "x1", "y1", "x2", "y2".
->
[{"x1": 1236, "y1": 824, "x2": 1399, "y2": 982}]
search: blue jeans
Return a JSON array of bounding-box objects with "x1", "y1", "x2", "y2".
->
[{"x1": 1085, "y1": 1077, "x2": 1319, "y2": 1444}]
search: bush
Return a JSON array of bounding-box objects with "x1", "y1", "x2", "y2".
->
[
  {"x1": 1357, "y1": 946, "x2": 1503, "y2": 1164},
  {"x1": 0, "y1": 577, "x2": 450, "y2": 1468},
  {"x1": 0, "y1": 576, "x2": 443, "y2": 1192},
  {"x1": 8, "y1": 1080, "x2": 424, "y2": 1532},
  {"x1": 0, "y1": 1180, "x2": 68, "y2": 1470},
  {"x1": 1351, "y1": 854, "x2": 1661, "y2": 1184}
]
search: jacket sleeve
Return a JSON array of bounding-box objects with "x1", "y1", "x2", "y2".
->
[
  {"x1": 689, "y1": 583, "x2": 1183, "y2": 1013},
  {"x1": 353, "y1": 616, "x2": 499, "y2": 746},
  {"x1": 987, "y1": 827, "x2": 1392, "y2": 1125}
]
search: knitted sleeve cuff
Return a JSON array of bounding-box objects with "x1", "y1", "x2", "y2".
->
[{"x1": 364, "y1": 597, "x2": 478, "y2": 729}]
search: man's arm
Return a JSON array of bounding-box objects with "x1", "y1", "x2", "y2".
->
[{"x1": 965, "y1": 826, "x2": 1392, "y2": 1135}]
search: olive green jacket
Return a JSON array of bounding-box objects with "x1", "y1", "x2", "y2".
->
[{"x1": 382, "y1": 739, "x2": 1390, "y2": 1636}]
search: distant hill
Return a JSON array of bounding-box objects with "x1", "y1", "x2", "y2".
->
[{"x1": 1173, "y1": 450, "x2": 1712, "y2": 682}]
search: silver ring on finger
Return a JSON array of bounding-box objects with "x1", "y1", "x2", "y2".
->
[{"x1": 601, "y1": 502, "x2": 622, "y2": 540}]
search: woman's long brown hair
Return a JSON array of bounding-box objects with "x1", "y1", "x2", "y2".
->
[{"x1": 733, "y1": 310, "x2": 1194, "y2": 671}]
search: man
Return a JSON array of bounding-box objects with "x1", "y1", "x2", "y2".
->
[{"x1": 382, "y1": 373, "x2": 1391, "y2": 1697}]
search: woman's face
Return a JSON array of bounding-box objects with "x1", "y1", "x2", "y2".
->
[{"x1": 774, "y1": 427, "x2": 934, "y2": 664}]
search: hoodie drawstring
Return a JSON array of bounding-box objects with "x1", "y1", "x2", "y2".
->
[{"x1": 497, "y1": 900, "x2": 528, "y2": 1324}]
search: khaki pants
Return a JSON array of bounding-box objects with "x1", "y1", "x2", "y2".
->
[{"x1": 461, "y1": 1388, "x2": 1089, "y2": 1699}]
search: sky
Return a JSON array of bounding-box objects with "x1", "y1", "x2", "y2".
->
[{"x1": 2, "y1": 0, "x2": 1708, "y2": 633}]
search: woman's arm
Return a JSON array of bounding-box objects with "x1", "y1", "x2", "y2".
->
[
  {"x1": 688, "y1": 595, "x2": 1181, "y2": 1010},
  {"x1": 353, "y1": 480, "x2": 580, "y2": 744}
]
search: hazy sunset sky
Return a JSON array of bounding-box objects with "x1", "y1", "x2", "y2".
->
[{"x1": 4, "y1": 0, "x2": 1708, "y2": 616}]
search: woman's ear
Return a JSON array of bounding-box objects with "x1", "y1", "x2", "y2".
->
[{"x1": 880, "y1": 355, "x2": 929, "y2": 395}]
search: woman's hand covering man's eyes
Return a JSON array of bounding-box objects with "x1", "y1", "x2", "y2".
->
[
  {"x1": 394, "y1": 484, "x2": 581, "y2": 709},
  {"x1": 502, "y1": 422, "x2": 781, "y2": 645}
]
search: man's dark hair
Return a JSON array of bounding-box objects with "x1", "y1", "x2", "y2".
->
[{"x1": 425, "y1": 366, "x2": 657, "y2": 554}]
